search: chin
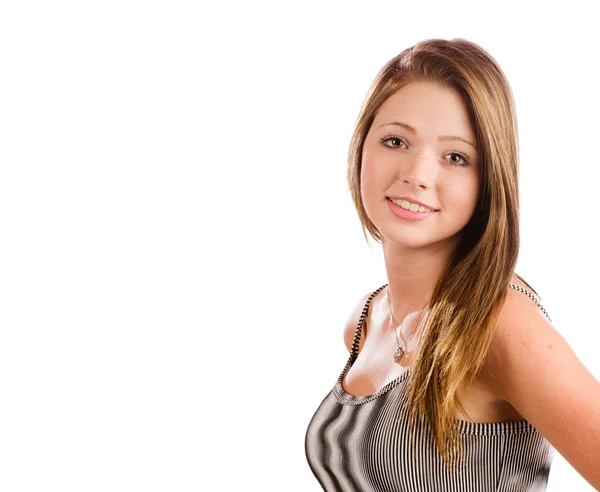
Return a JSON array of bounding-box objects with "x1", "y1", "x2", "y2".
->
[
  {"x1": 380, "y1": 227, "x2": 461, "y2": 252},
  {"x1": 381, "y1": 231, "x2": 435, "y2": 249}
]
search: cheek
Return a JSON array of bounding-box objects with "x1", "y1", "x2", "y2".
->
[
  {"x1": 359, "y1": 157, "x2": 384, "y2": 218},
  {"x1": 360, "y1": 156, "x2": 372, "y2": 196},
  {"x1": 452, "y1": 176, "x2": 480, "y2": 216},
  {"x1": 361, "y1": 154, "x2": 387, "y2": 196}
]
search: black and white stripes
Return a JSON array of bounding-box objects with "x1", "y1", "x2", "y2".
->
[{"x1": 305, "y1": 284, "x2": 554, "y2": 491}]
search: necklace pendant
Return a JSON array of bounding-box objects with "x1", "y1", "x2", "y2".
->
[{"x1": 393, "y1": 347, "x2": 405, "y2": 364}]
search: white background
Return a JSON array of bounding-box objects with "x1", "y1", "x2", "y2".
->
[{"x1": 1, "y1": 1, "x2": 598, "y2": 491}]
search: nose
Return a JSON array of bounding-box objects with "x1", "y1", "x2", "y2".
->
[{"x1": 398, "y1": 152, "x2": 437, "y2": 190}]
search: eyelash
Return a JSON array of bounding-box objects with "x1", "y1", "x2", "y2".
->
[{"x1": 378, "y1": 134, "x2": 471, "y2": 167}]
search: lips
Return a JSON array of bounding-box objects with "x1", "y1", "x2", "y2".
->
[
  {"x1": 386, "y1": 198, "x2": 437, "y2": 221},
  {"x1": 387, "y1": 196, "x2": 438, "y2": 212}
]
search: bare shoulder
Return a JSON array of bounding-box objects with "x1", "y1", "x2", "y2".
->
[
  {"x1": 484, "y1": 279, "x2": 600, "y2": 489},
  {"x1": 343, "y1": 291, "x2": 374, "y2": 354},
  {"x1": 484, "y1": 279, "x2": 559, "y2": 393},
  {"x1": 484, "y1": 280, "x2": 556, "y2": 389}
]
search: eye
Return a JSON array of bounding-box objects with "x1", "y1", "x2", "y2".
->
[
  {"x1": 446, "y1": 151, "x2": 470, "y2": 167},
  {"x1": 379, "y1": 135, "x2": 407, "y2": 149}
]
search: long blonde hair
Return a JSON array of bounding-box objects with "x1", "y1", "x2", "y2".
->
[{"x1": 347, "y1": 38, "x2": 527, "y2": 470}]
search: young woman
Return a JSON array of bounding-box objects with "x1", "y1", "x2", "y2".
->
[{"x1": 305, "y1": 38, "x2": 600, "y2": 491}]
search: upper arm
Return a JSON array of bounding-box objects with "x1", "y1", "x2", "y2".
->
[
  {"x1": 343, "y1": 292, "x2": 371, "y2": 354},
  {"x1": 485, "y1": 289, "x2": 600, "y2": 489}
]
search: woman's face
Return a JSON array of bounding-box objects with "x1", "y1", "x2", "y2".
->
[{"x1": 361, "y1": 80, "x2": 480, "y2": 253}]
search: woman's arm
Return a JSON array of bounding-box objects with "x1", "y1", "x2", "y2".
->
[{"x1": 485, "y1": 288, "x2": 600, "y2": 490}]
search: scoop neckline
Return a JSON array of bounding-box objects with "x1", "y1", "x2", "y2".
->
[
  {"x1": 335, "y1": 364, "x2": 411, "y2": 405},
  {"x1": 333, "y1": 357, "x2": 540, "y2": 436}
]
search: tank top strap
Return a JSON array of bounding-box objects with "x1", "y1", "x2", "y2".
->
[
  {"x1": 508, "y1": 282, "x2": 552, "y2": 322},
  {"x1": 350, "y1": 284, "x2": 388, "y2": 359}
]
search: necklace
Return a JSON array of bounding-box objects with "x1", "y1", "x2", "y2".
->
[
  {"x1": 387, "y1": 290, "x2": 408, "y2": 364},
  {"x1": 387, "y1": 288, "x2": 424, "y2": 365}
]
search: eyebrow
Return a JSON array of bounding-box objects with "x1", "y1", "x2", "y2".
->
[{"x1": 379, "y1": 121, "x2": 478, "y2": 150}]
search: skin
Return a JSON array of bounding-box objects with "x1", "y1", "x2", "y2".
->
[
  {"x1": 346, "y1": 80, "x2": 486, "y2": 391},
  {"x1": 344, "y1": 81, "x2": 600, "y2": 489},
  {"x1": 360, "y1": 80, "x2": 480, "y2": 334}
]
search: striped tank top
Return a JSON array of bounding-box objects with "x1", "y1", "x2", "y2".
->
[{"x1": 305, "y1": 284, "x2": 555, "y2": 491}]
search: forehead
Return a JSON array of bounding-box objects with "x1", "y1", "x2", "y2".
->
[{"x1": 374, "y1": 81, "x2": 476, "y2": 140}]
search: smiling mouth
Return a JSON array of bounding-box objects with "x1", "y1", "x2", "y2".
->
[{"x1": 387, "y1": 197, "x2": 437, "y2": 213}]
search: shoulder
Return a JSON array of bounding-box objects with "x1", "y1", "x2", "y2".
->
[
  {"x1": 484, "y1": 280, "x2": 558, "y2": 391},
  {"x1": 484, "y1": 280, "x2": 600, "y2": 488},
  {"x1": 343, "y1": 289, "x2": 379, "y2": 353}
]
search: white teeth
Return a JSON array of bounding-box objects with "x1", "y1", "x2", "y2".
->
[{"x1": 391, "y1": 198, "x2": 433, "y2": 213}]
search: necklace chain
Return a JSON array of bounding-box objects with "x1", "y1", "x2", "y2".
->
[
  {"x1": 386, "y1": 283, "x2": 551, "y2": 365},
  {"x1": 387, "y1": 288, "x2": 409, "y2": 364}
]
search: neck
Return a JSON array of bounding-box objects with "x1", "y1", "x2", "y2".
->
[{"x1": 382, "y1": 238, "x2": 456, "y2": 325}]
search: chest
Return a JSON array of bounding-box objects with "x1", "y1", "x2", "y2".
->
[
  {"x1": 343, "y1": 335, "x2": 524, "y2": 424},
  {"x1": 305, "y1": 379, "x2": 552, "y2": 492}
]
